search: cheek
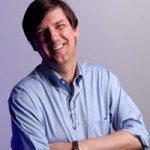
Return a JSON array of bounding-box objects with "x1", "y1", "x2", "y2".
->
[
  {"x1": 35, "y1": 40, "x2": 50, "y2": 56},
  {"x1": 39, "y1": 48, "x2": 52, "y2": 60},
  {"x1": 35, "y1": 37, "x2": 45, "y2": 48},
  {"x1": 62, "y1": 28, "x2": 76, "y2": 39},
  {"x1": 61, "y1": 30, "x2": 70, "y2": 38}
]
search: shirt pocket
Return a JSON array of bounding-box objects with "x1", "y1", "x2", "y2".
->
[{"x1": 88, "y1": 116, "x2": 110, "y2": 138}]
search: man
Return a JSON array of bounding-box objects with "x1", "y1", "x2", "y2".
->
[{"x1": 9, "y1": 0, "x2": 149, "y2": 149}]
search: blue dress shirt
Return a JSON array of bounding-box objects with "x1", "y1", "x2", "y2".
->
[{"x1": 9, "y1": 62, "x2": 149, "y2": 149}]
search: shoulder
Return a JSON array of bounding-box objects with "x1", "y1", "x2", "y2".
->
[
  {"x1": 79, "y1": 62, "x2": 115, "y2": 78},
  {"x1": 78, "y1": 62, "x2": 121, "y2": 88},
  {"x1": 10, "y1": 64, "x2": 46, "y2": 98}
]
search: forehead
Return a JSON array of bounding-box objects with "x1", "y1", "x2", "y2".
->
[{"x1": 39, "y1": 7, "x2": 69, "y2": 27}]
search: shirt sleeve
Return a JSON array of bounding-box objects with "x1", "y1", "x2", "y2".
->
[
  {"x1": 109, "y1": 72, "x2": 150, "y2": 149},
  {"x1": 8, "y1": 87, "x2": 49, "y2": 150}
]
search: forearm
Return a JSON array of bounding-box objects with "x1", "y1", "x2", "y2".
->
[
  {"x1": 49, "y1": 142, "x2": 72, "y2": 150},
  {"x1": 80, "y1": 130, "x2": 143, "y2": 150},
  {"x1": 49, "y1": 130, "x2": 143, "y2": 150}
]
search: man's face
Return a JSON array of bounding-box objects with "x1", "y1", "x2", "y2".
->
[{"x1": 34, "y1": 7, "x2": 79, "y2": 69}]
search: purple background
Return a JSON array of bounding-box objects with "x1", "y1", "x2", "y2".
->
[{"x1": 1, "y1": 0, "x2": 150, "y2": 149}]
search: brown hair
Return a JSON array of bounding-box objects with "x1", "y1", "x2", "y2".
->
[{"x1": 22, "y1": 0, "x2": 78, "y2": 48}]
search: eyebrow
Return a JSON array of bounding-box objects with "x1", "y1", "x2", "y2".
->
[
  {"x1": 35, "y1": 19, "x2": 66, "y2": 33},
  {"x1": 54, "y1": 19, "x2": 65, "y2": 25}
]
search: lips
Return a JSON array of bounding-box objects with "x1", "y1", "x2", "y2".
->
[{"x1": 54, "y1": 44, "x2": 64, "y2": 51}]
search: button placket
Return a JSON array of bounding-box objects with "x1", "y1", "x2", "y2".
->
[
  {"x1": 60, "y1": 79, "x2": 72, "y2": 95},
  {"x1": 67, "y1": 93, "x2": 80, "y2": 130}
]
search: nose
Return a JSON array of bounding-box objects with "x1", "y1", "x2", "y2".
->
[
  {"x1": 45, "y1": 27, "x2": 59, "y2": 44},
  {"x1": 50, "y1": 28, "x2": 60, "y2": 42}
]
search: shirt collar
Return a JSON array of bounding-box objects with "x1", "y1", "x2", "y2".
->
[
  {"x1": 38, "y1": 61, "x2": 83, "y2": 88},
  {"x1": 74, "y1": 63, "x2": 82, "y2": 87}
]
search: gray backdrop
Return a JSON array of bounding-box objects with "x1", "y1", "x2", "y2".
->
[{"x1": 0, "y1": 0, "x2": 150, "y2": 149}]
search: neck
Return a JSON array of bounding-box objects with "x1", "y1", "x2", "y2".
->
[
  {"x1": 47, "y1": 60, "x2": 77, "y2": 84},
  {"x1": 57, "y1": 62, "x2": 77, "y2": 84}
]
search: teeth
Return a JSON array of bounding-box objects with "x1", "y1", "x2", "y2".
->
[{"x1": 54, "y1": 44, "x2": 63, "y2": 50}]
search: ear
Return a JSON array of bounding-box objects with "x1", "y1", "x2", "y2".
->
[{"x1": 74, "y1": 26, "x2": 80, "y2": 37}]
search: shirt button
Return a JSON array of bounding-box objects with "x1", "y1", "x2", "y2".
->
[{"x1": 62, "y1": 80, "x2": 66, "y2": 84}]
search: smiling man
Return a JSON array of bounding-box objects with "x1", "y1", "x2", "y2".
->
[
  {"x1": 8, "y1": 0, "x2": 149, "y2": 150},
  {"x1": 33, "y1": 6, "x2": 79, "y2": 83}
]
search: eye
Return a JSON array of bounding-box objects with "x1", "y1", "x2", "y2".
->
[
  {"x1": 35, "y1": 28, "x2": 46, "y2": 37},
  {"x1": 56, "y1": 23, "x2": 65, "y2": 30}
]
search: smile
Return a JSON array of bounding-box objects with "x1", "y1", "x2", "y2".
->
[{"x1": 54, "y1": 44, "x2": 64, "y2": 51}]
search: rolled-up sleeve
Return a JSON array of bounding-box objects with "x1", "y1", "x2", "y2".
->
[{"x1": 109, "y1": 73, "x2": 149, "y2": 149}]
